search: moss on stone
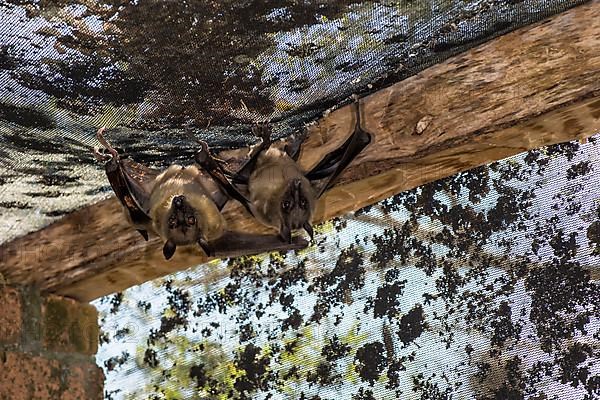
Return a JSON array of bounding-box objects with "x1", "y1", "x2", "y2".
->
[
  {"x1": 43, "y1": 296, "x2": 98, "y2": 355},
  {"x1": 43, "y1": 297, "x2": 69, "y2": 346}
]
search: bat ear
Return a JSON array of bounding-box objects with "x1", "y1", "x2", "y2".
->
[
  {"x1": 163, "y1": 240, "x2": 177, "y2": 260},
  {"x1": 303, "y1": 222, "x2": 314, "y2": 241},
  {"x1": 280, "y1": 224, "x2": 292, "y2": 244},
  {"x1": 198, "y1": 237, "x2": 213, "y2": 257}
]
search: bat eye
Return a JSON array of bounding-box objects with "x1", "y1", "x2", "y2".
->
[
  {"x1": 187, "y1": 216, "x2": 196, "y2": 226},
  {"x1": 282, "y1": 200, "x2": 291, "y2": 210},
  {"x1": 299, "y1": 198, "x2": 307, "y2": 208},
  {"x1": 168, "y1": 216, "x2": 177, "y2": 228}
]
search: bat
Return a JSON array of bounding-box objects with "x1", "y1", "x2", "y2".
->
[
  {"x1": 94, "y1": 129, "x2": 307, "y2": 260},
  {"x1": 196, "y1": 98, "x2": 372, "y2": 243}
]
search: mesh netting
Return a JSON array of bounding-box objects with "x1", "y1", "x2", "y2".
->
[
  {"x1": 0, "y1": 0, "x2": 588, "y2": 242},
  {"x1": 95, "y1": 136, "x2": 600, "y2": 399},
  {"x1": 1, "y1": 2, "x2": 598, "y2": 399}
]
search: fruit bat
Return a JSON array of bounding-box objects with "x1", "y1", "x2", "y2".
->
[
  {"x1": 93, "y1": 129, "x2": 307, "y2": 260},
  {"x1": 196, "y1": 99, "x2": 372, "y2": 243}
]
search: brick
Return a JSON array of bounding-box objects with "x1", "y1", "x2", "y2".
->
[
  {"x1": 0, "y1": 351, "x2": 62, "y2": 400},
  {"x1": 62, "y1": 362, "x2": 105, "y2": 400},
  {"x1": 0, "y1": 289, "x2": 104, "y2": 400},
  {"x1": 42, "y1": 295, "x2": 99, "y2": 355},
  {"x1": 59, "y1": 363, "x2": 86, "y2": 400},
  {"x1": 0, "y1": 352, "x2": 105, "y2": 400},
  {"x1": 0, "y1": 286, "x2": 22, "y2": 344}
]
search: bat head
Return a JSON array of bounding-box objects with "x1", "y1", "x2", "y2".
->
[
  {"x1": 279, "y1": 178, "x2": 315, "y2": 243},
  {"x1": 161, "y1": 194, "x2": 206, "y2": 260}
]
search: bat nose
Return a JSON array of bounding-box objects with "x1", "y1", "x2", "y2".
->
[{"x1": 173, "y1": 195, "x2": 185, "y2": 209}]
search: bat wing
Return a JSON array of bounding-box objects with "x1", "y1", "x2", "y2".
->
[
  {"x1": 207, "y1": 186, "x2": 230, "y2": 213},
  {"x1": 209, "y1": 231, "x2": 308, "y2": 257},
  {"x1": 230, "y1": 122, "x2": 273, "y2": 185},
  {"x1": 194, "y1": 141, "x2": 254, "y2": 214},
  {"x1": 306, "y1": 100, "x2": 371, "y2": 197},
  {"x1": 119, "y1": 158, "x2": 160, "y2": 214},
  {"x1": 96, "y1": 128, "x2": 159, "y2": 241},
  {"x1": 102, "y1": 157, "x2": 155, "y2": 240},
  {"x1": 283, "y1": 129, "x2": 306, "y2": 162}
]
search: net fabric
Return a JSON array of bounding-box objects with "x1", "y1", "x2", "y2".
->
[
  {"x1": 95, "y1": 136, "x2": 600, "y2": 400},
  {"x1": 0, "y1": 0, "x2": 588, "y2": 243}
]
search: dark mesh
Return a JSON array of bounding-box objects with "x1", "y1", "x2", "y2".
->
[
  {"x1": 0, "y1": 0, "x2": 589, "y2": 242},
  {"x1": 1, "y1": 2, "x2": 599, "y2": 399}
]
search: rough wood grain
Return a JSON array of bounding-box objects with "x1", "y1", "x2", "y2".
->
[{"x1": 1, "y1": 0, "x2": 599, "y2": 301}]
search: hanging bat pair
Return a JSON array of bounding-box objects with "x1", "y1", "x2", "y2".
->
[{"x1": 94, "y1": 100, "x2": 371, "y2": 260}]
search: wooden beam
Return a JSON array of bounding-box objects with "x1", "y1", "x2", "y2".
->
[{"x1": 1, "y1": 0, "x2": 599, "y2": 301}]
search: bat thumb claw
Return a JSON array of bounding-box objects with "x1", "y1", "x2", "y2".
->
[
  {"x1": 137, "y1": 229, "x2": 149, "y2": 241},
  {"x1": 194, "y1": 143, "x2": 209, "y2": 164},
  {"x1": 198, "y1": 238, "x2": 213, "y2": 257},
  {"x1": 92, "y1": 148, "x2": 110, "y2": 162},
  {"x1": 95, "y1": 127, "x2": 119, "y2": 159},
  {"x1": 303, "y1": 222, "x2": 314, "y2": 241}
]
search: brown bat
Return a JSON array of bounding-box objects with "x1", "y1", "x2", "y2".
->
[
  {"x1": 93, "y1": 129, "x2": 307, "y2": 260},
  {"x1": 195, "y1": 98, "x2": 371, "y2": 243}
]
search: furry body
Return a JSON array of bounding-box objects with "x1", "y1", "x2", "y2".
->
[
  {"x1": 148, "y1": 164, "x2": 225, "y2": 246},
  {"x1": 248, "y1": 147, "x2": 316, "y2": 240}
]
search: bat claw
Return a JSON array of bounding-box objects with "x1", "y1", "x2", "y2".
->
[
  {"x1": 198, "y1": 238, "x2": 213, "y2": 257},
  {"x1": 251, "y1": 122, "x2": 272, "y2": 146},
  {"x1": 194, "y1": 141, "x2": 210, "y2": 165},
  {"x1": 96, "y1": 127, "x2": 119, "y2": 159},
  {"x1": 92, "y1": 148, "x2": 111, "y2": 162},
  {"x1": 303, "y1": 222, "x2": 314, "y2": 241},
  {"x1": 194, "y1": 141, "x2": 227, "y2": 171},
  {"x1": 137, "y1": 229, "x2": 149, "y2": 241},
  {"x1": 284, "y1": 130, "x2": 306, "y2": 161}
]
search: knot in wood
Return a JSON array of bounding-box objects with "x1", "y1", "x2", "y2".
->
[{"x1": 414, "y1": 115, "x2": 434, "y2": 135}]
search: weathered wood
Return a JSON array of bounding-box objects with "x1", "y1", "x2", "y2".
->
[{"x1": 1, "y1": 0, "x2": 599, "y2": 301}]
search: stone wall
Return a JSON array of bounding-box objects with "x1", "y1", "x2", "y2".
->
[{"x1": 0, "y1": 286, "x2": 103, "y2": 399}]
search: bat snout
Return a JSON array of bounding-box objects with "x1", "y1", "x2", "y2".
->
[{"x1": 172, "y1": 195, "x2": 186, "y2": 209}]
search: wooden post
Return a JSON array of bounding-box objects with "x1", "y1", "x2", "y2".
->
[{"x1": 1, "y1": 0, "x2": 599, "y2": 301}]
